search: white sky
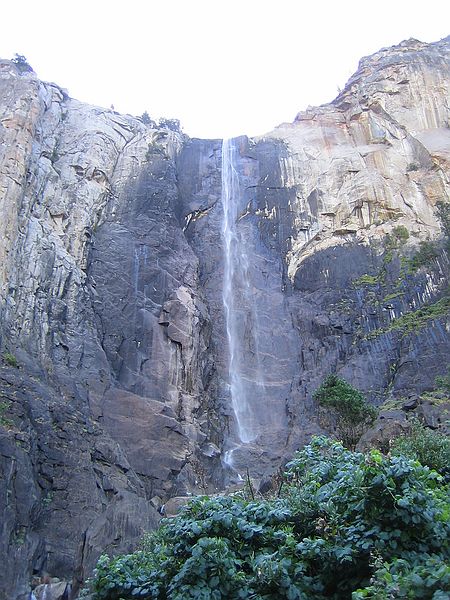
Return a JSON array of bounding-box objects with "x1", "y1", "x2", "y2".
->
[{"x1": 0, "y1": 1, "x2": 448, "y2": 139}]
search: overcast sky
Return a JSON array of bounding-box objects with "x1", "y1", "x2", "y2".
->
[{"x1": 1, "y1": 1, "x2": 448, "y2": 139}]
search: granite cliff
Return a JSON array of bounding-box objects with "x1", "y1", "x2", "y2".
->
[{"x1": 0, "y1": 37, "x2": 449, "y2": 598}]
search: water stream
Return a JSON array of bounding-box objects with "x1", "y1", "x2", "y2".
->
[{"x1": 221, "y1": 138, "x2": 265, "y2": 450}]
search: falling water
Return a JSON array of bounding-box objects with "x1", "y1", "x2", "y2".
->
[{"x1": 221, "y1": 138, "x2": 263, "y2": 445}]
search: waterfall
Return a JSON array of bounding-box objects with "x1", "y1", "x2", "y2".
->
[{"x1": 221, "y1": 138, "x2": 264, "y2": 446}]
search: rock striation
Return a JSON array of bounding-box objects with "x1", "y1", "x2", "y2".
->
[{"x1": 0, "y1": 36, "x2": 449, "y2": 599}]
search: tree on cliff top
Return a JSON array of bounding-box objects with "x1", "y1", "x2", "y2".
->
[
  {"x1": 313, "y1": 374, "x2": 377, "y2": 450},
  {"x1": 11, "y1": 54, "x2": 33, "y2": 73}
]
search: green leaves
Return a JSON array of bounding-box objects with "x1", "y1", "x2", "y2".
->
[
  {"x1": 313, "y1": 375, "x2": 378, "y2": 449},
  {"x1": 391, "y1": 419, "x2": 450, "y2": 478},
  {"x1": 88, "y1": 438, "x2": 450, "y2": 599},
  {"x1": 353, "y1": 555, "x2": 450, "y2": 599}
]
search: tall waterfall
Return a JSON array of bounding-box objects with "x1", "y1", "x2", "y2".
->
[{"x1": 221, "y1": 138, "x2": 264, "y2": 445}]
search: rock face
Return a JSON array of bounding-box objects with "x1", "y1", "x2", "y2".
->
[{"x1": 0, "y1": 37, "x2": 449, "y2": 598}]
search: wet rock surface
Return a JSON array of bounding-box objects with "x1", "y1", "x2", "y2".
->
[{"x1": 0, "y1": 37, "x2": 449, "y2": 598}]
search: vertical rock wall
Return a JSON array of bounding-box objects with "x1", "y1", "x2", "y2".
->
[
  {"x1": 0, "y1": 59, "x2": 217, "y2": 599},
  {"x1": 0, "y1": 36, "x2": 449, "y2": 598}
]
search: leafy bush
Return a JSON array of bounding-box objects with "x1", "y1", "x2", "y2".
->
[
  {"x1": 353, "y1": 555, "x2": 450, "y2": 599},
  {"x1": 392, "y1": 225, "x2": 409, "y2": 243},
  {"x1": 385, "y1": 226, "x2": 410, "y2": 251},
  {"x1": 353, "y1": 274, "x2": 380, "y2": 287},
  {"x1": 366, "y1": 294, "x2": 450, "y2": 340},
  {"x1": 313, "y1": 375, "x2": 377, "y2": 449},
  {"x1": 86, "y1": 437, "x2": 450, "y2": 599},
  {"x1": 407, "y1": 201, "x2": 449, "y2": 271},
  {"x1": 436, "y1": 201, "x2": 450, "y2": 239},
  {"x1": 436, "y1": 200, "x2": 450, "y2": 254},
  {"x1": 2, "y1": 352, "x2": 18, "y2": 367},
  {"x1": 408, "y1": 240, "x2": 440, "y2": 272},
  {"x1": 0, "y1": 399, "x2": 13, "y2": 428},
  {"x1": 391, "y1": 420, "x2": 450, "y2": 479}
]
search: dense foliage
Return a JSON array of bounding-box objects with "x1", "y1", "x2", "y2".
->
[
  {"x1": 436, "y1": 200, "x2": 450, "y2": 247},
  {"x1": 391, "y1": 420, "x2": 450, "y2": 479},
  {"x1": 313, "y1": 375, "x2": 378, "y2": 449},
  {"x1": 87, "y1": 437, "x2": 450, "y2": 599},
  {"x1": 409, "y1": 199, "x2": 450, "y2": 270}
]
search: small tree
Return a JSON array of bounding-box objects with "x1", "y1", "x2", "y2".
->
[
  {"x1": 140, "y1": 111, "x2": 156, "y2": 127},
  {"x1": 11, "y1": 54, "x2": 33, "y2": 73},
  {"x1": 436, "y1": 200, "x2": 450, "y2": 253},
  {"x1": 436, "y1": 200, "x2": 450, "y2": 238},
  {"x1": 313, "y1": 374, "x2": 377, "y2": 449},
  {"x1": 158, "y1": 117, "x2": 181, "y2": 132}
]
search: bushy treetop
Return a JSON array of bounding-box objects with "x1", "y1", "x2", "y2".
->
[{"x1": 313, "y1": 375, "x2": 378, "y2": 449}]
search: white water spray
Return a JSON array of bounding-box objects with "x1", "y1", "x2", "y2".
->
[{"x1": 221, "y1": 138, "x2": 264, "y2": 446}]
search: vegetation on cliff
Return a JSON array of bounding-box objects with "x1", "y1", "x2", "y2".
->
[
  {"x1": 391, "y1": 419, "x2": 450, "y2": 479},
  {"x1": 11, "y1": 53, "x2": 33, "y2": 73},
  {"x1": 351, "y1": 200, "x2": 450, "y2": 342},
  {"x1": 313, "y1": 375, "x2": 377, "y2": 450},
  {"x1": 86, "y1": 437, "x2": 450, "y2": 599}
]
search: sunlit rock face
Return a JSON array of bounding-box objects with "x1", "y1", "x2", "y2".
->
[
  {"x1": 0, "y1": 36, "x2": 449, "y2": 598},
  {"x1": 275, "y1": 36, "x2": 450, "y2": 278}
]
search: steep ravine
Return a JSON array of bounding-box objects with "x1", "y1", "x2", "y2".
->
[{"x1": 0, "y1": 36, "x2": 449, "y2": 599}]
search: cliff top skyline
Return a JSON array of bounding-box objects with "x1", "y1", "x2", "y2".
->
[{"x1": 0, "y1": 1, "x2": 449, "y2": 139}]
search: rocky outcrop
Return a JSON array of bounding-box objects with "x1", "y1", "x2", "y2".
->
[
  {"x1": 0, "y1": 36, "x2": 449, "y2": 598},
  {"x1": 0, "y1": 59, "x2": 216, "y2": 600}
]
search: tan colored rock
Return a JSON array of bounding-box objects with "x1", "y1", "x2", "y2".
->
[
  {"x1": 34, "y1": 581, "x2": 70, "y2": 600},
  {"x1": 259, "y1": 37, "x2": 449, "y2": 280},
  {"x1": 162, "y1": 495, "x2": 193, "y2": 517},
  {"x1": 0, "y1": 61, "x2": 42, "y2": 298},
  {"x1": 93, "y1": 387, "x2": 189, "y2": 490}
]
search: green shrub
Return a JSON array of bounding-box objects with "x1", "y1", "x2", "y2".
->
[
  {"x1": 392, "y1": 225, "x2": 409, "y2": 243},
  {"x1": 406, "y1": 202, "x2": 449, "y2": 272},
  {"x1": 385, "y1": 226, "x2": 410, "y2": 251},
  {"x1": 313, "y1": 375, "x2": 378, "y2": 449},
  {"x1": 353, "y1": 555, "x2": 450, "y2": 599},
  {"x1": 436, "y1": 201, "x2": 450, "y2": 238},
  {"x1": 86, "y1": 437, "x2": 450, "y2": 599},
  {"x1": 2, "y1": 352, "x2": 18, "y2": 367},
  {"x1": 391, "y1": 420, "x2": 450, "y2": 478},
  {"x1": 408, "y1": 240, "x2": 440, "y2": 271},
  {"x1": 436, "y1": 200, "x2": 450, "y2": 254},
  {"x1": 352, "y1": 274, "x2": 380, "y2": 287},
  {"x1": 0, "y1": 400, "x2": 13, "y2": 428}
]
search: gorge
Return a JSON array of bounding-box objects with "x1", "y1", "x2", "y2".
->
[{"x1": 0, "y1": 36, "x2": 449, "y2": 599}]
